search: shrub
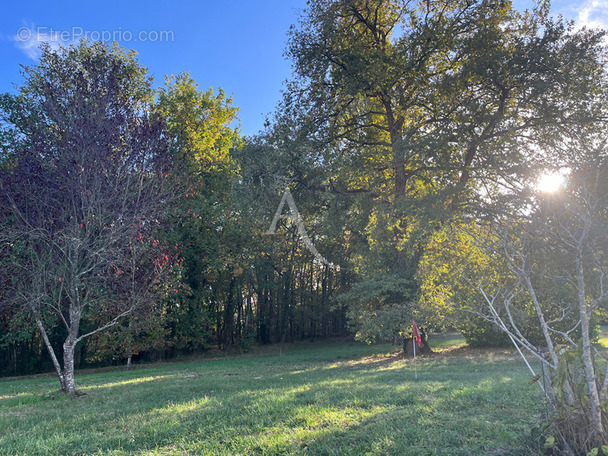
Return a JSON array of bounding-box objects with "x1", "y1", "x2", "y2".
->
[{"x1": 458, "y1": 316, "x2": 512, "y2": 347}]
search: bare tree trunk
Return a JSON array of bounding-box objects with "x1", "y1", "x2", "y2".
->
[
  {"x1": 61, "y1": 340, "x2": 77, "y2": 395},
  {"x1": 126, "y1": 317, "x2": 133, "y2": 370},
  {"x1": 522, "y1": 275, "x2": 559, "y2": 368},
  {"x1": 540, "y1": 349, "x2": 558, "y2": 417},
  {"x1": 13, "y1": 345, "x2": 17, "y2": 376},
  {"x1": 576, "y1": 255, "x2": 604, "y2": 444},
  {"x1": 31, "y1": 306, "x2": 67, "y2": 391}
]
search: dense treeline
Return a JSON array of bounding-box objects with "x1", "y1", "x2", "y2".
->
[
  {"x1": 0, "y1": 256, "x2": 350, "y2": 377},
  {"x1": 0, "y1": 0, "x2": 606, "y2": 396},
  {"x1": 3, "y1": 1, "x2": 608, "y2": 451},
  {"x1": 0, "y1": 49, "x2": 353, "y2": 378}
]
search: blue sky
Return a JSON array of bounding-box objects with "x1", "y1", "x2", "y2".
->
[{"x1": 1, "y1": 1, "x2": 606, "y2": 137}]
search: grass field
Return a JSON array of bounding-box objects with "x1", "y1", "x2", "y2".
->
[{"x1": 0, "y1": 334, "x2": 544, "y2": 455}]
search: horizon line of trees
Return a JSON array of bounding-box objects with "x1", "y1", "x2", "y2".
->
[
  {"x1": 0, "y1": 42, "x2": 355, "y2": 383},
  {"x1": 2, "y1": 1, "x2": 608, "y2": 449}
]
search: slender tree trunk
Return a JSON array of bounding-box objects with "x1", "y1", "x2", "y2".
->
[
  {"x1": 236, "y1": 282, "x2": 243, "y2": 346},
  {"x1": 523, "y1": 275, "x2": 560, "y2": 368},
  {"x1": 224, "y1": 276, "x2": 235, "y2": 349},
  {"x1": 124, "y1": 316, "x2": 133, "y2": 370},
  {"x1": 32, "y1": 305, "x2": 80, "y2": 395},
  {"x1": 576, "y1": 255, "x2": 604, "y2": 444},
  {"x1": 540, "y1": 349, "x2": 558, "y2": 417},
  {"x1": 321, "y1": 265, "x2": 329, "y2": 337},
  {"x1": 30, "y1": 307, "x2": 67, "y2": 391}
]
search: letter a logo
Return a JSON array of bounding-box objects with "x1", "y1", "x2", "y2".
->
[{"x1": 266, "y1": 188, "x2": 339, "y2": 270}]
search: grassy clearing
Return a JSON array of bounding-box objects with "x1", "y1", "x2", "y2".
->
[
  {"x1": 0, "y1": 335, "x2": 542, "y2": 455},
  {"x1": 426, "y1": 332, "x2": 468, "y2": 352}
]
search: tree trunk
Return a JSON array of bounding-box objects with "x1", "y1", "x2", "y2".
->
[
  {"x1": 403, "y1": 337, "x2": 432, "y2": 358},
  {"x1": 576, "y1": 255, "x2": 604, "y2": 444},
  {"x1": 61, "y1": 340, "x2": 77, "y2": 395},
  {"x1": 30, "y1": 307, "x2": 70, "y2": 393},
  {"x1": 384, "y1": 102, "x2": 406, "y2": 198},
  {"x1": 540, "y1": 350, "x2": 558, "y2": 417},
  {"x1": 13, "y1": 345, "x2": 17, "y2": 376}
]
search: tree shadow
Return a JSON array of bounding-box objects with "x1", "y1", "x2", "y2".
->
[{"x1": 0, "y1": 348, "x2": 538, "y2": 455}]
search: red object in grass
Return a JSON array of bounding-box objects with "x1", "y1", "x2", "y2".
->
[{"x1": 412, "y1": 320, "x2": 421, "y2": 347}]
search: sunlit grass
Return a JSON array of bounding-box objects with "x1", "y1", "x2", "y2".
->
[
  {"x1": 0, "y1": 338, "x2": 542, "y2": 455},
  {"x1": 428, "y1": 331, "x2": 468, "y2": 351},
  {"x1": 82, "y1": 375, "x2": 173, "y2": 390},
  {"x1": 598, "y1": 326, "x2": 608, "y2": 348}
]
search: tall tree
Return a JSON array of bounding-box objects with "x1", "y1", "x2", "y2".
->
[
  {"x1": 156, "y1": 73, "x2": 243, "y2": 351},
  {"x1": 460, "y1": 129, "x2": 608, "y2": 452},
  {"x1": 0, "y1": 41, "x2": 177, "y2": 394},
  {"x1": 281, "y1": 0, "x2": 606, "y2": 340}
]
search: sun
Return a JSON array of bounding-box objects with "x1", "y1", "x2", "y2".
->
[{"x1": 537, "y1": 172, "x2": 565, "y2": 193}]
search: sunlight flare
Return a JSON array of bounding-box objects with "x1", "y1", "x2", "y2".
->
[{"x1": 537, "y1": 172, "x2": 565, "y2": 193}]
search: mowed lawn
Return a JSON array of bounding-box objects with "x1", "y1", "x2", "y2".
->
[{"x1": 0, "y1": 336, "x2": 543, "y2": 456}]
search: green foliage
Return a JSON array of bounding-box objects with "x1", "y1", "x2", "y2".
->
[
  {"x1": 156, "y1": 72, "x2": 240, "y2": 180},
  {"x1": 279, "y1": 0, "x2": 608, "y2": 346},
  {"x1": 418, "y1": 219, "x2": 604, "y2": 351},
  {"x1": 156, "y1": 72, "x2": 243, "y2": 352},
  {"x1": 458, "y1": 316, "x2": 512, "y2": 348},
  {"x1": 0, "y1": 40, "x2": 178, "y2": 391},
  {"x1": 2, "y1": 0, "x2": 608, "y2": 383},
  {"x1": 543, "y1": 345, "x2": 608, "y2": 455},
  {"x1": 418, "y1": 222, "x2": 518, "y2": 345},
  {"x1": 339, "y1": 272, "x2": 417, "y2": 343}
]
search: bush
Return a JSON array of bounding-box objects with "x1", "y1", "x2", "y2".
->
[
  {"x1": 541, "y1": 346, "x2": 608, "y2": 455},
  {"x1": 458, "y1": 316, "x2": 512, "y2": 347}
]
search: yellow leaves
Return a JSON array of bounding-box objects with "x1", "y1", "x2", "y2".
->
[{"x1": 156, "y1": 72, "x2": 240, "y2": 175}]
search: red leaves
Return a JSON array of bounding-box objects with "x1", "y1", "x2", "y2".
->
[
  {"x1": 0, "y1": 41, "x2": 184, "y2": 382},
  {"x1": 184, "y1": 185, "x2": 200, "y2": 198}
]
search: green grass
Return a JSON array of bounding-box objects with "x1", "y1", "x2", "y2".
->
[
  {"x1": 0, "y1": 337, "x2": 543, "y2": 455},
  {"x1": 598, "y1": 326, "x2": 608, "y2": 349},
  {"x1": 426, "y1": 331, "x2": 468, "y2": 351}
]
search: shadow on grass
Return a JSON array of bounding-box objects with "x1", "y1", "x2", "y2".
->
[{"x1": 0, "y1": 344, "x2": 541, "y2": 455}]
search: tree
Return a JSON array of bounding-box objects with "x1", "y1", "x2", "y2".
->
[
  {"x1": 234, "y1": 132, "x2": 356, "y2": 344},
  {"x1": 155, "y1": 72, "x2": 244, "y2": 351},
  {"x1": 84, "y1": 236, "x2": 175, "y2": 369},
  {"x1": 449, "y1": 125, "x2": 608, "y2": 452},
  {"x1": 0, "y1": 41, "x2": 177, "y2": 394},
  {"x1": 281, "y1": 0, "x2": 606, "y2": 343}
]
